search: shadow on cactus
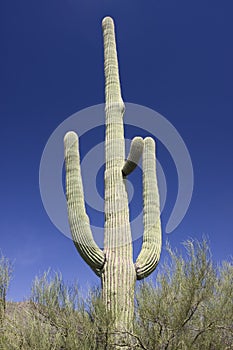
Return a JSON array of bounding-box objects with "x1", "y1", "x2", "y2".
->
[{"x1": 64, "y1": 17, "x2": 162, "y2": 348}]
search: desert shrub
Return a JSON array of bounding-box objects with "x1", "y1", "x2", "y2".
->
[
  {"x1": 2, "y1": 271, "x2": 111, "y2": 349},
  {"x1": 0, "y1": 253, "x2": 13, "y2": 325},
  {"x1": 134, "y1": 239, "x2": 233, "y2": 349},
  {"x1": 1, "y1": 239, "x2": 232, "y2": 349}
]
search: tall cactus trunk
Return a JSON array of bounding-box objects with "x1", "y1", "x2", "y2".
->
[
  {"x1": 64, "y1": 16, "x2": 162, "y2": 349},
  {"x1": 101, "y1": 18, "x2": 136, "y2": 344}
]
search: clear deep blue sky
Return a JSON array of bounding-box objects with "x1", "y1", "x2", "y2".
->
[{"x1": 1, "y1": 1, "x2": 232, "y2": 301}]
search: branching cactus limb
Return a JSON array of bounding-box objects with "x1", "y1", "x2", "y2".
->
[
  {"x1": 64, "y1": 131, "x2": 105, "y2": 276},
  {"x1": 135, "y1": 137, "x2": 162, "y2": 280},
  {"x1": 122, "y1": 137, "x2": 144, "y2": 177}
]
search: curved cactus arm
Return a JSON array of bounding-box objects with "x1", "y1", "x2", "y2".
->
[
  {"x1": 64, "y1": 131, "x2": 105, "y2": 276},
  {"x1": 122, "y1": 137, "x2": 144, "y2": 177},
  {"x1": 135, "y1": 137, "x2": 162, "y2": 280}
]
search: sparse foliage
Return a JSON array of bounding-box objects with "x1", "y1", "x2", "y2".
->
[
  {"x1": 1, "y1": 240, "x2": 232, "y2": 349},
  {"x1": 0, "y1": 252, "x2": 13, "y2": 326},
  {"x1": 135, "y1": 240, "x2": 233, "y2": 349}
]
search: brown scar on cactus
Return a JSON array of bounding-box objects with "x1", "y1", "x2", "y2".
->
[{"x1": 64, "y1": 15, "x2": 162, "y2": 348}]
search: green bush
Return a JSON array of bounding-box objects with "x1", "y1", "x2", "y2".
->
[
  {"x1": 135, "y1": 240, "x2": 233, "y2": 349},
  {"x1": 1, "y1": 240, "x2": 232, "y2": 349},
  {"x1": 0, "y1": 253, "x2": 13, "y2": 325}
]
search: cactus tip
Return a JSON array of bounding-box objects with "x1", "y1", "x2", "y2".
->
[
  {"x1": 144, "y1": 137, "x2": 156, "y2": 156},
  {"x1": 133, "y1": 136, "x2": 144, "y2": 147},
  {"x1": 144, "y1": 136, "x2": 154, "y2": 143},
  {"x1": 64, "y1": 131, "x2": 78, "y2": 146},
  {"x1": 102, "y1": 16, "x2": 114, "y2": 29}
]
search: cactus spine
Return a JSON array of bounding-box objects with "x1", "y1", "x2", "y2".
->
[{"x1": 64, "y1": 16, "x2": 162, "y2": 348}]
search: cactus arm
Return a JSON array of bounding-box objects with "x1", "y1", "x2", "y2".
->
[
  {"x1": 135, "y1": 137, "x2": 162, "y2": 280},
  {"x1": 64, "y1": 131, "x2": 105, "y2": 276},
  {"x1": 122, "y1": 137, "x2": 144, "y2": 177}
]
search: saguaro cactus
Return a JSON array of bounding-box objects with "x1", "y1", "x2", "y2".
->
[{"x1": 64, "y1": 16, "x2": 162, "y2": 348}]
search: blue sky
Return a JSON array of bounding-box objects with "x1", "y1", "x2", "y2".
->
[{"x1": 1, "y1": 0, "x2": 232, "y2": 301}]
